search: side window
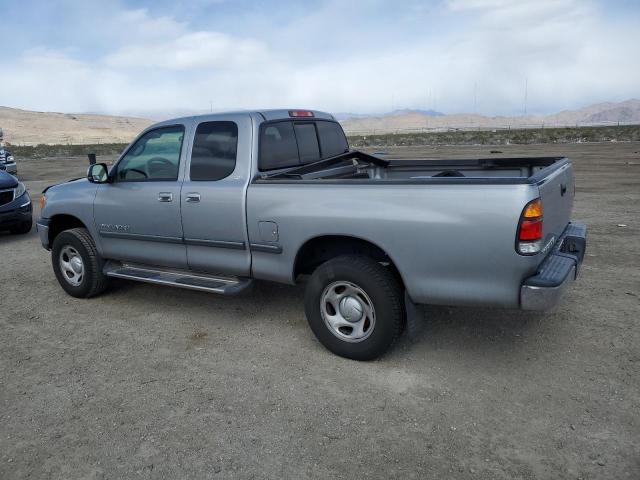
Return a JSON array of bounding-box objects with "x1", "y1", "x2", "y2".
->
[
  {"x1": 116, "y1": 126, "x2": 184, "y2": 182},
  {"x1": 294, "y1": 123, "x2": 320, "y2": 163},
  {"x1": 190, "y1": 121, "x2": 238, "y2": 181},
  {"x1": 316, "y1": 121, "x2": 349, "y2": 158},
  {"x1": 259, "y1": 122, "x2": 299, "y2": 171}
]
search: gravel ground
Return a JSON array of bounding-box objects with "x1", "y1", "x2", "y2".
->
[{"x1": 1, "y1": 142, "x2": 639, "y2": 479}]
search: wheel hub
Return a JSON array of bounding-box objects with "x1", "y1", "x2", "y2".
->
[
  {"x1": 70, "y1": 257, "x2": 83, "y2": 273},
  {"x1": 339, "y1": 296, "x2": 364, "y2": 322}
]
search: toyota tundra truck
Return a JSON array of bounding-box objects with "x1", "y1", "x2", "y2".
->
[{"x1": 36, "y1": 109, "x2": 586, "y2": 360}]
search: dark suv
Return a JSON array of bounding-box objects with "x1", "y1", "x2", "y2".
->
[
  {"x1": 0, "y1": 147, "x2": 17, "y2": 175},
  {"x1": 0, "y1": 170, "x2": 32, "y2": 234}
]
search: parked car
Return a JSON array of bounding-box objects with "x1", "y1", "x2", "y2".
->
[
  {"x1": 36, "y1": 109, "x2": 586, "y2": 360},
  {"x1": 0, "y1": 147, "x2": 17, "y2": 175},
  {"x1": 0, "y1": 170, "x2": 32, "y2": 234}
]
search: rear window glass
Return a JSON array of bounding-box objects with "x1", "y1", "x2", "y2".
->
[
  {"x1": 259, "y1": 120, "x2": 349, "y2": 171},
  {"x1": 259, "y1": 122, "x2": 299, "y2": 170},
  {"x1": 317, "y1": 121, "x2": 349, "y2": 158},
  {"x1": 294, "y1": 123, "x2": 320, "y2": 163},
  {"x1": 190, "y1": 121, "x2": 238, "y2": 181}
]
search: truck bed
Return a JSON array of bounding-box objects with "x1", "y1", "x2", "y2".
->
[
  {"x1": 249, "y1": 152, "x2": 575, "y2": 308},
  {"x1": 256, "y1": 152, "x2": 569, "y2": 185}
]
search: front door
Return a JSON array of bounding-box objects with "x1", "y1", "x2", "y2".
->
[
  {"x1": 94, "y1": 124, "x2": 189, "y2": 269},
  {"x1": 180, "y1": 116, "x2": 252, "y2": 276}
]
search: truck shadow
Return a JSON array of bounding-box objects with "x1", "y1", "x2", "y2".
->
[
  {"x1": 396, "y1": 303, "x2": 548, "y2": 354},
  {"x1": 102, "y1": 277, "x2": 549, "y2": 358},
  {"x1": 247, "y1": 281, "x2": 550, "y2": 357}
]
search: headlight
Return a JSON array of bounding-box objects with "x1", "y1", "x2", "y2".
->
[
  {"x1": 7, "y1": 155, "x2": 14, "y2": 163},
  {"x1": 14, "y1": 182, "x2": 26, "y2": 198}
]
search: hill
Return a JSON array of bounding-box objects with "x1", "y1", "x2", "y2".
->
[
  {"x1": 2, "y1": 99, "x2": 639, "y2": 145},
  {"x1": 0, "y1": 107, "x2": 153, "y2": 146},
  {"x1": 340, "y1": 99, "x2": 640, "y2": 134}
]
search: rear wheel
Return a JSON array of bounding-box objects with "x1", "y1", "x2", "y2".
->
[
  {"x1": 304, "y1": 255, "x2": 405, "y2": 360},
  {"x1": 51, "y1": 228, "x2": 108, "y2": 298}
]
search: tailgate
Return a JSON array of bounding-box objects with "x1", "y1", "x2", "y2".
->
[{"x1": 538, "y1": 160, "x2": 574, "y2": 241}]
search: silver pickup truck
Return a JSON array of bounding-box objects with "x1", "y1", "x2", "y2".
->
[{"x1": 37, "y1": 109, "x2": 586, "y2": 360}]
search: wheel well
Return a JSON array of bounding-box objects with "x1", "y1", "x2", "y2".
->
[
  {"x1": 48, "y1": 215, "x2": 87, "y2": 245},
  {"x1": 294, "y1": 235, "x2": 403, "y2": 285}
]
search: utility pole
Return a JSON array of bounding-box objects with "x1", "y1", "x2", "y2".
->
[
  {"x1": 473, "y1": 82, "x2": 477, "y2": 115},
  {"x1": 523, "y1": 77, "x2": 528, "y2": 116},
  {"x1": 210, "y1": 100, "x2": 213, "y2": 113}
]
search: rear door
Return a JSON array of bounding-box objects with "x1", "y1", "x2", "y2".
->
[{"x1": 180, "y1": 115, "x2": 252, "y2": 276}]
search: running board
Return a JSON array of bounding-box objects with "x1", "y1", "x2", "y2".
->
[{"x1": 103, "y1": 262, "x2": 253, "y2": 295}]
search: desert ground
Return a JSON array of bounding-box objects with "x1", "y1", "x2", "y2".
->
[{"x1": 1, "y1": 142, "x2": 639, "y2": 479}]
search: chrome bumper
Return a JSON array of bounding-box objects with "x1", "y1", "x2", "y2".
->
[
  {"x1": 1, "y1": 162, "x2": 17, "y2": 174},
  {"x1": 36, "y1": 218, "x2": 50, "y2": 250},
  {"x1": 520, "y1": 222, "x2": 586, "y2": 311}
]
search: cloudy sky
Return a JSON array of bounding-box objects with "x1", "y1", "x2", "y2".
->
[{"x1": 1, "y1": 0, "x2": 639, "y2": 116}]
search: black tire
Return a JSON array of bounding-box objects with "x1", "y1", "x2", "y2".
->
[
  {"x1": 51, "y1": 228, "x2": 109, "y2": 298},
  {"x1": 304, "y1": 254, "x2": 405, "y2": 360},
  {"x1": 10, "y1": 219, "x2": 32, "y2": 235}
]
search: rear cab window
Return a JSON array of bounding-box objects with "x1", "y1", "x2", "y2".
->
[
  {"x1": 259, "y1": 120, "x2": 348, "y2": 171},
  {"x1": 190, "y1": 121, "x2": 238, "y2": 181}
]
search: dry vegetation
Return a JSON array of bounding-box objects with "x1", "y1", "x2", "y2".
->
[
  {"x1": 8, "y1": 125, "x2": 640, "y2": 161},
  {"x1": 349, "y1": 125, "x2": 640, "y2": 148}
]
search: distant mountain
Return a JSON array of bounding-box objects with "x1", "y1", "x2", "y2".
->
[
  {"x1": 389, "y1": 109, "x2": 445, "y2": 117},
  {"x1": 0, "y1": 106, "x2": 153, "y2": 145},
  {"x1": 1, "y1": 99, "x2": 638, "y2": 145},
  {"x1": 335, "y1": 109, "x2": 444, "y2": 121},
  {"x1": 542, "y1": 99, "x2": 640, "y2": 124},
  {"x1": 340, "y1": 99, "x2": 640, "y2": 134}
]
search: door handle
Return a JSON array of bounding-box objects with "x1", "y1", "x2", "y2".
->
[
  {"x1": 158, "y1": 192, "x2": 173, "y2": 202},
  {"x1": 185, "y1": 193, "x2": 201, "y2": 203},
  {"x1": 560, "y1": 183, "x2": 567, "y2": 196}
]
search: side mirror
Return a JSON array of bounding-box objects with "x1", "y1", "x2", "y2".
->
[{"x1": 87, "y1": 163, "x2": 109, "y2": 183}]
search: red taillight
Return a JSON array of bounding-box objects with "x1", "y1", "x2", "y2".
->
[
  {"x1": 519, "y1": 219, "x2": 543, "y2": 241},
  {"x1": 289, "y1": 110, "x2": 314, "y2": 117},
  {"x1": 517, "y1": 198, "x2": 543, "y2": 255}
]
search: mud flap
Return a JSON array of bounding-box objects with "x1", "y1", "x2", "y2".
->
[{"x1": 405, "y1": 291, "x2": 423, "y2": 339}]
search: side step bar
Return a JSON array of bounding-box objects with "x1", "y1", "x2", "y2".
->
[{"x1": 103, "y1": 262, "x2": 253, "y2": 295}]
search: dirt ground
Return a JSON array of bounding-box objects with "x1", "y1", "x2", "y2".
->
[{"x1": 1, "y1": 143, "x2": 639, "y2": 479}]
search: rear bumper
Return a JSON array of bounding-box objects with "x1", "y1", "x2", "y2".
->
[{"x1": 520, "y1": 222, "x2": 587, "y2": 310}]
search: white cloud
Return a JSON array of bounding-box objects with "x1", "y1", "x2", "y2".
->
[
  {"x1": 1, "y1": 1, "x2": 638, "y2": 116},
  {"x1": 105, "y1": 31, "x2": 268, "y2": 70}
]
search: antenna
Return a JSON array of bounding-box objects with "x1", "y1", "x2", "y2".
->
[
  {"x1": 523, "y1": 77, "x2": 528, "y2": 116},
  {"x1": 473, "y1": 82, "x2": 477, "y2": 115}
]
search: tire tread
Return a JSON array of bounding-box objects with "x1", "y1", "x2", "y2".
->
[
  {"x1": 305, "y1": 254, "x2": 405, "y2": 360},
  {"x1": 53, "y1": 228, "x2": 108, "y2": 298}
]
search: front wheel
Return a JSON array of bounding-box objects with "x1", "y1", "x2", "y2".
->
[
  {"x1": 51, "y1": 228, "x2": 109, "y2": 298},
  {"x1": 304, "y1": 255, "x2": 405, "y2": 360}
]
